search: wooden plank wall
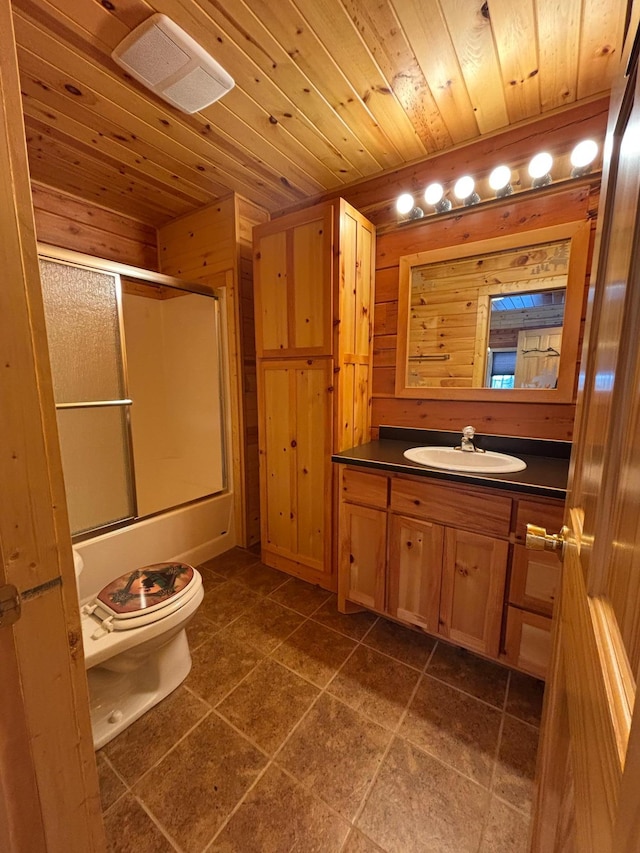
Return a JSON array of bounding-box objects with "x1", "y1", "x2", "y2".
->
[
  {"x1": 31, "y1": 181, "x2": 158, "y2": 270},
  {"x1": 158, "y1": 194, "x2": 268, "y2": 548},
  {"x1": 236, "y1": 196, "x2": 269, "y2": 546},
  {"x1": 370, "y1": 185, "x2": 600, "y2": 440}
]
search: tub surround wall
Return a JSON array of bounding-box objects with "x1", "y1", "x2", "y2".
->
[
  {"x1": 32, "y1": 190, "x2": 242, "y2": 591},
  {"x1": 158, "y1": 194, "x2": 268, "y2": 548}
]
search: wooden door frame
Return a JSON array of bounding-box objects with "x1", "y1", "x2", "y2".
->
[{"x1": 0, "y1": 2, "x2": 105, "y2": 849}]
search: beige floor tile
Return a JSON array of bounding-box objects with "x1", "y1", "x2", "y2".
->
[
  {"x1": 277, "y1": 694, "x2": 391, "y2": 820},
  {"x1": 208, "y1": 765, "x2": 350, "y2": 852},
  {"x1": 311, "y1": 597, "x2": 378, "y2": 640},
  {"x1": 342, "y1": 829, "x2": 386, "y2": 852},
  {"x1": 199, "y1": 548, "x2": 260, "y2": 578},
  {"x1": 186, "y1": 634, "x2": 264, "y2": 706},
  {"x1": 493, "y1": 716, "x2": 539, "y2": 813},
  {"x1": 427, "y1": 642, "x2": 509, "y2": 708},
  {"x1": 400, "y1": 675, "x2": 501, "y2": 787},
  {"x1": 185, "y1": 610, "x2": 220, "y2": 651},
  {"x1": 234, "y1": 562, "x2": 290, "y2": 596},
  {"x1": 479, "y1": 796, "x2": 531, "y2": 852},
  {"x1": 216, "y1": 659, "x2": 319, "y2": 753},
  {"x1": 96, "y1": 753, "x2": 126, "y2": 813},
  {"x1": 198, "y1": 566, "x2": 228, "y2": 590},
  {"x1": 219, "y1": 598, "x2": 305, "y2": 654},
  {"x1": 362, "y1": 617, "x2": 435, "y2": 670},
  {"x1": 134, "y1": 714, "x2": 267, "y2": 853},
  {"x1": 505, "y1": 672, "x2": 545, "y2": 727},
  {"x1": 357, "y1": 738, "x2": 488, "y2": 853},
  {"x1": 327, "y1": 645, "x2": 420, "y2": 730},
  {"x1": 271, "y1": 619, "x2": 356, "y2": 688},
  {"x1": 198, "y1": 581, "x2": 260, "y2": 630},
  {"x1": 103, "y1": 794, "x2": 175, "y2": 853},
  {"x1": 268, "y1": 576, "x2": 333, "y2": 616},
  {"x1": 102, "y1": 686, "x2": 209, "y2": 784}
]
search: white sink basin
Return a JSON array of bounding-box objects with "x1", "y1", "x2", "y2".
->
[{"x1": 403, "y1": 446, "x2": 527, "y2": 474}]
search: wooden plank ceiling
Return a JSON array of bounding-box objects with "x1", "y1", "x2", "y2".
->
[{"x1": 12, "y1": 0, "x2": 626, "y2": 227}]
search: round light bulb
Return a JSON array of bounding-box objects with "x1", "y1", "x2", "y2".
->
[
  {"x1": 570, "y1": 139, "x2": 598, "y2": 168},
  {"x1": 396, "y1": 193, "x2": 414, "y2": 215},
  {"x1": 424, "y1": 183, "x2": 444, "y2": 206},
  {"x1": 528, "y1": 152, "x2": 553, "y2": 179},
  {"x1": 454, "y1": 175, "x2": 475, "y2": 200},
  {"x1": 489, "y1": 165, "x2": 511, "y2": 191}
]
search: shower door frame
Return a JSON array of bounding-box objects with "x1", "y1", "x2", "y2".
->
[{"x1": 38, "y1": 244, "x2": 228, "y2": 541}]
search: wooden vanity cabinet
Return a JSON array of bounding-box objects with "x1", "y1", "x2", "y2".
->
[
  {"x1": 338, "y1": 463, "x2": 565, "y2": 676},
  {"x1": 254, "y1": 200, "x2": 375, "y2": 589},
  {"x1": 339, "y1": 467, "x2": 512, "y2": 659}
]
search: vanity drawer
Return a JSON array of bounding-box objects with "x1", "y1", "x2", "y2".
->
[
  {"x1": 503, "y1": 606, "x2": 552, "y2": 680},
  {"x1": 341, "y1": 466, "x2": 389, "y2": 509},
  {"x1": 509, "y1": 544, "x2": 560, "y2": 616},
  {"x1": 389, "y1": 476, "x2": 512, "y2": 538},
  {"x1": 514, "y1": 497, "x2": 565, "y2": 544}
]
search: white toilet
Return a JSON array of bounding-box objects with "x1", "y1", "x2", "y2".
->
[{"x1": 74, "y1": 549, "x2": 204, "y2": 749}]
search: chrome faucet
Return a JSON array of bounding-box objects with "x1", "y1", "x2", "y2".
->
[{"x1": 455, "y1": 425, "x2": 485, "y2": 453}]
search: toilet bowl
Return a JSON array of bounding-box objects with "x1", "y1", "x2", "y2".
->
[{"x1": 74, "y1": 550, "x2": 203, "y2": 749}]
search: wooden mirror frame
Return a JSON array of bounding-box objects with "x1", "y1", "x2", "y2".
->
[{"x1": 395, "y1": 220, "x2": 590, "y2": 403}]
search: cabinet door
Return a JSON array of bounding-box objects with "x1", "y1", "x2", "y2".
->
[
  {"x1": 388, "y1": 514, "x2": 444, "y2": 634},
  {"x1": 439, "y1": 528, "x2": 509, "y2": 658},
  {"x1": 254, "y1": 205, "x2": 333, "y2": 358},
  {"x1": 339, "y1": 502, "x2": 386, "y2": 611},
  {"x1": 259, "y1": 359, "x2": 333, "y2": 586}
]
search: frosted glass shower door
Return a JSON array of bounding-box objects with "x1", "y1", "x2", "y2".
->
[{"x1": 39, "y1": 258, "x2": 135, "y2": 535}]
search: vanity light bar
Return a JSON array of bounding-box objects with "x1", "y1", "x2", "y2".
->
[{"x1": 395, "y1": 139, "x2": 600, "y2": 223}]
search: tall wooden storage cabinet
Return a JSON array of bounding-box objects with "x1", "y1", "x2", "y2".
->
[{"x1": 253, "y1": 199, "x2": 375, "y2": 590}]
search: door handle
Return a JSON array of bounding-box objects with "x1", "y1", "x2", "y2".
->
[{"x1": 526, "y1": 524, "x2": 568, "y2": 559}]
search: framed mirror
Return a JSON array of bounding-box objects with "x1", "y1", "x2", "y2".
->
[{"x1": 395, "y1": 221, "x2": 590, "y2": 402}]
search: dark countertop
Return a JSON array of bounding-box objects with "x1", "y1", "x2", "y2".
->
[{"x1": 331, "y1": 427, "x2": 571, "y2": 499}]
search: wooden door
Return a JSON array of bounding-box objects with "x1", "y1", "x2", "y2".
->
[
  {"x1": 0, "y1": 2, "x2": 105, "y2": 849},
  {"x1": 439, "y1": 528, "x2": 508, "y2": 658},
  {"x1": 514, "y1": 326, "x2": 563, "y2": 389},
  {"x1": 339, "y1": 502, "x2": 387, "y2": 611},
  {"x1": 258, "y1": 358, "x2": 334, "y2": 587},
  {"x1": 387, "y1": 514, "x2": 443, "y2": 633},
  {"x1": 253, "y1": 204, "x2": 333, "y2": 358},
  {"x1": 532, "y1": 9, "x2": 640, "y2": 850}
]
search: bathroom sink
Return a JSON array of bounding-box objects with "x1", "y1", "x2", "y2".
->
[{"x1": 403, "y1": 446, "x2": 527, "y2": 474}]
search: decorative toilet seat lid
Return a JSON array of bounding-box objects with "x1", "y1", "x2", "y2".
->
[{"x1": 94, "y1": 562, "x2": 197, "y2": 621}]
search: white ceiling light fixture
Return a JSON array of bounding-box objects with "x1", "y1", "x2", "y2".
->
[
  {"x1": 424, "y1": 182, "x2": 452, "y2": 213},
  {"x1": 528, "y1": 152, "x2": 553, "y2": 188},
  {"x1": 454, "y1": 175, "x2": 480, "y2": 206},
  {"x1": 570, "y1": 139, "x2": 599, "y2": 177},
  {"x1": 396, "y1": 193, "x2": 424, "y2": 219},
  {"x1": 111, "y1": 14, "x2": 235, "y2": 114},
  {"x1": 489, "y1": 165, "x2": 513, "y2": 197}
]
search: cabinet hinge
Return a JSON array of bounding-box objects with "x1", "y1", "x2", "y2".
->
[{"x1": 0, "y1": 584, "x2": 21, "y2": 628}]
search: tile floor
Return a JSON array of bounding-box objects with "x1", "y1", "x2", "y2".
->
[{"x1": 98, "y1": 548, "x2": 543, "y2": 853}]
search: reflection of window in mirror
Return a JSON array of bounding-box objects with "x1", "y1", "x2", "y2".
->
[{"x1": 395, "y1": 220, "x2": 590, "y2": 402}]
